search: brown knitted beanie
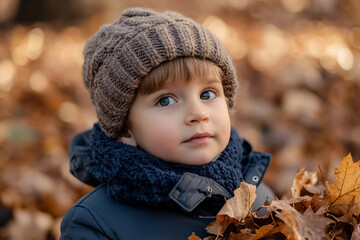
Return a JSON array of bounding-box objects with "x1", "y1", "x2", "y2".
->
[{"x1": 82, "y1": 8, "x2": 238, "y2": 139}]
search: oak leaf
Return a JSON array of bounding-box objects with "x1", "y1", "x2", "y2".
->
[
  {"x1": 206, "y1": 181, "x2": 257, "y2": 236},
  {"x1": 326, "y1": 153, "x2": 360, "y2": 216}
]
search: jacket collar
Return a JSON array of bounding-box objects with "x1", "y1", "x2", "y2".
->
[{"x1": 169, "y1": 172, "x2": 232, "y2": 212}]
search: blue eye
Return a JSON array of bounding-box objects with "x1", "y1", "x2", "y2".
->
[
  {"x1": 200, "y1": 90, "x2": 216, "y2": 100},
  {"x1": 157, "y1": 96, "x2": 176, "y2": 106}
]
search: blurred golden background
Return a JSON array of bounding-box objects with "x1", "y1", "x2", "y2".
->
[{"x1": 0, "y1": 0, "x2": 359, "y2": 239}]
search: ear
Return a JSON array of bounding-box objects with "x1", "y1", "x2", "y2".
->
[{"x1": 120, "y1": 130, "x2": 137, "y2": 146}]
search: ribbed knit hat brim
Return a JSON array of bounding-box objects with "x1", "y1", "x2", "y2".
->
[{"x1": 82, "y1": 8, "x2": 237, "y2": 139}]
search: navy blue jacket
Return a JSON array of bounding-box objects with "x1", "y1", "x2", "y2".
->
[{"x1": 60, "y1": 130, "x2": 274, "y2": 240}]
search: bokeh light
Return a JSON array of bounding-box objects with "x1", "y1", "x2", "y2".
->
[{"x1": 0, "y1": 60, "x2": 15, "y2": 91}]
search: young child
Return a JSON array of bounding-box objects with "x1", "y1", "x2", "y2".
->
[{"x1": 60, "y1": 8, "x2": 274, "y2": 240}]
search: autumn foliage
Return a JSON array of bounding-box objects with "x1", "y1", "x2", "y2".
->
[
  {"x1": 189, "y1": 154, "x2": 360, "y2": 240},
  {"x1": 1, "y1": 0, "x2": 360, "y2": 239}
]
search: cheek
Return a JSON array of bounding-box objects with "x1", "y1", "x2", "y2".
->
[
  {"x1": 215, "y1": 103, "x2": 232, "y2": 146},
  {"x1": 214, "y1": 100, "x2": 231, "y2": 125},
  {"x1": 145, "y1": 124, "x2": 174, "y2": 142},
  {"x1": 134, "y1": 118, "x2": 179, "y2": 153},
  {"x1": 219, "y1": 116, "x2": 231, "y2": 145}
]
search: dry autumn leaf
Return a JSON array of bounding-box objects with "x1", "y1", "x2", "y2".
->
[
  {"x1": 351, "y1": 224, "x2": 360, "y2": 240},
  {"x1": 227, "y1": 231, "x2": 255, "y2": 240},
  {"x1": 309, "y1": 194, "x2": 329, "y2": 215},
  {"x1": 206, "y1": 181, "x2": 257, "y2": 237},
  {"x1": 297, "y1": 207, "x2": 334, "y2": 239},
  {"x1": 271, "y1": 200, "x2": 301, "y2": 240},
  {"x1": 274, "y1": 202, "x2": 334, "y2": 240},
  {"x1": 192, "y1": 154, "x2": 360, "y2": 240},
  {"x1": 188, "y1": 232, "x2": 202, "y2": 240},
  {"x1": 326, "y1": 154, "x2": 360, "y2": 216},
  {"x1": 252, "y1": 224, "x2": 281, "y2": 240},
  {"x1": 291, "y1": 168, "x2": 324, "y2": 198}
]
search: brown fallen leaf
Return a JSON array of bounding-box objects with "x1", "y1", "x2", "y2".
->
[
  {"x1": 203, "y1": 236, "x2": 216, "y2": 240},
  {"x1": 188, "y1": 232, "x2": 202, "y2": 240},
  {"x1": 326, "y1": 154, "x2": 360, "y2": 216},
  {"x1": 309, "y1": 193, "x2": 329, "y2": 215},
  {"x1": 273, "y1": 199, "x2": 333, "y2": 240},
  {"x1": 297, "y1": 207, "x2": 334, "y2": 240},
  {"x1": 252, "y1": 224, "x2": 279, "y2": 240},
  {"x1": 206, "y1": 181, "x2": 257, "y2": 237},
  {"x1": 193, "y1": 154, "x2": 359, "y2": 240},
  {"x1": 326, "y1": 221, "x2": 354, "y2": 240},
  {"x1": 333, "y1": 196, "x2": 360, "y2": 228},
  {"x1": 271, "y1": 201, "x2": 300, "y2": 240},
  {"x1": 227, "y1": 231, "x2": 255, "y2": 240},
  {"x1": 291, "y1": 168, "x2": 324, "y2": 198},
  {"x1": 351, "y1": 224, "x2": 360, "y2": 240}
]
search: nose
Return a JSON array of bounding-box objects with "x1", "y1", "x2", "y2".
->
[{"x1": 184, "y1": 100, "x2": 210, "y2": 125}]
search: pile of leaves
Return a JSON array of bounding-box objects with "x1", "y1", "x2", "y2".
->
[{"x1": 189, "y1": 154, "x2": 360, "y2": 240}]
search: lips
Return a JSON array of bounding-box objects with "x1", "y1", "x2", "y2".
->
[{"x1": 184, "y1": 132, "x2": 212, "y2": 145}]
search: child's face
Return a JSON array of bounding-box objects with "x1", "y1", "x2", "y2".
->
[{"x1": 125, "y1": 75, "x2": 231, "y2": 165}]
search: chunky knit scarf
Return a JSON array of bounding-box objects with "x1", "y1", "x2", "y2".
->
[{"x1": 89, "y1": 123, "x2": 249, "y2": 206}]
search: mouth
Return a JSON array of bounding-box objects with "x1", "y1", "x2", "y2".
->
[{"x1": 184, "y1": 132, "x2": 212, "y2": 145}]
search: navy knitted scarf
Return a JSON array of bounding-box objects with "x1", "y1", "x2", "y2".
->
[{"x1": 89, "y1": 123, "x2": 250, "y2": 206}]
